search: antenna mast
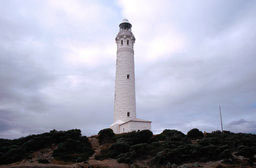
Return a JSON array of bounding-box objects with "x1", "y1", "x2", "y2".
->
[{"x1": 219, "y1": 104, "x2": 223, "y2": 132}]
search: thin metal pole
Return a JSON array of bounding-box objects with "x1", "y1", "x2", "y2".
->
[{"x1": 219, "y1": 104, "x2": 223, "y2": 132}]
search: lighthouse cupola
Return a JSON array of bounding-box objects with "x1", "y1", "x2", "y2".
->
[
  {"x1": 119, "y1": 19, "x2": 132, "y2": 30},
  {"x1": 116, "y1": 19, "x2": 135, "y2": 48}
]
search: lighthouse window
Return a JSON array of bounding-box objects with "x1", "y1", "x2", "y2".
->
[
  {"x1": 127, "y1": 112, "x2": 130, "y2": 117},
  {"x1": 121, "y1": 40, "x2": 123, "y2": 45},
  {"x1": 127, "y1": 40, "x2": 129, "y2": 45},
  {"x1": 127, "y1": 74, "x2": 130, "y2": 79}
]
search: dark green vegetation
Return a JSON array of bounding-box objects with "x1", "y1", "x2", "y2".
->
[
  {"x1": 187, "y1": 128, "x2": 204, "y2": 139},
  {"x1": 98, "y1": 128, "x2": 115, "y2": 145},
  {"x1": 95, "y1": 129, "x2": 256, "y2": 166},
  {"x1": 0, "y1": 129, "x2": 94, "y2": 164},
  {"x1": 1, "y1": 128, "x2": 255, "y2": 166}
]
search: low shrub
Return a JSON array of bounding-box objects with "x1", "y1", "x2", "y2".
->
[
  {"x1": 95, "y1": 142, "x2": 130, "y2": 161},
  {"x1": 0, "y1": 147, "x2": 25, "y2": 164},
  {"x1": 187, "y1": 128, "x2": 204, "y2": 139},
  {"x1": 97, "y1": 129, "x2": 256, "y2": 166},
  {"x1": 0, "y1": 129, "x2": 93, "y2": 164},
  {"x1": 108, "y1": 142, "x2": 130, "y2": 158},
  {"x1": 98, "y1": 128, "x2": 115, "y2": 145},
  {"x1": 153, "y1": 129, "x2": 186, "y2": 142},
  {"x1": 116, "y1": 130, "x2": 153, "y2": 145},
  {"x1": 116, "y1": 152, "x2": 133, "y2": 164},
  {"x1": 237, "y1": 145, "x2": 255, "y2": 159},
  {"x1": 130, "y1": 143, "x2": 152, "y2": 159},
  {"x1": 53, "y1": 137, "x2": 94, "y2": 162}
]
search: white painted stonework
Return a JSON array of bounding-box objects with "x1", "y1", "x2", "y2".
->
[{"x1": 111, "y1": 19, "x2": 151, "y2": 134}]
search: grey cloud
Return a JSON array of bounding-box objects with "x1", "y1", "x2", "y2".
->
[
  {"x1": 226, "y1": 119, "x2": 256, "y2": 133},
  {"x1": 1, "y1": 0, "x2": 256, "y2": 138},
  {"x1": 0, "y1": 0, "x2": 120, "y2": 137},
  {"x1": 134, "y1": 0, "x2": 256, "y2": 133}
]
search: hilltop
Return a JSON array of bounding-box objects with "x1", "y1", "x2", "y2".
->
[{"x1": 0, "y1": 128, "x2": 255, "y2": 168}]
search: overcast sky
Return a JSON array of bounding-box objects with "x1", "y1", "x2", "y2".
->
[{"x1": 0, "y1": 0, "x2": 256, "y2": 139}]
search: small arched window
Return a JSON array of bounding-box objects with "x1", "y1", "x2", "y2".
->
[
  {"x1": 127, "y1": 74, "x2": 130, "y2": 79},
  {"x1": 121, "y1": 40, "x2": 123, "y2": 45},
  {"x1": 127, "y1": 40, "x2": 129, "y2": 45},
  {"x1": 127, "y1": 112, "x2": 130, "y2": 117}
]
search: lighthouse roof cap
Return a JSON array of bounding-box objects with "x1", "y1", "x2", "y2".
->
[
  {"x1": 119, "y1": 18, "x2": 132, "y2": 29},
  {"x1": 122, "y1": 18, "x2": 129, "y2": 23}
]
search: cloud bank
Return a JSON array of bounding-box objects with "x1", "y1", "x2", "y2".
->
[{"x1": 0, "y1": 0, "x2": 256, "y2": 138}]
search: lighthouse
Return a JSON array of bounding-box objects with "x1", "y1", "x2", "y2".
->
[{"x1": 110, "y1": 19, "x2": 151, "y2": 134}]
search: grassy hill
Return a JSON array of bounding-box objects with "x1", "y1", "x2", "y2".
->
[{"x1": 0, "y1": 128, "x2": 255, "y2": 168}]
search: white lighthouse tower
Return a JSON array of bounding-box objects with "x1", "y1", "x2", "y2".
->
[{"x1": 111, "y1": 19, "x2": 151, "y2": 134}]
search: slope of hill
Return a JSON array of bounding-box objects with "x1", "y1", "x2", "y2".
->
[
  {"x1": 0, "y1": 129, "x2": 94, "y2": 165},
  {"x1": 0, "y1": 128, "x2": 255, "y2": 168}
]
